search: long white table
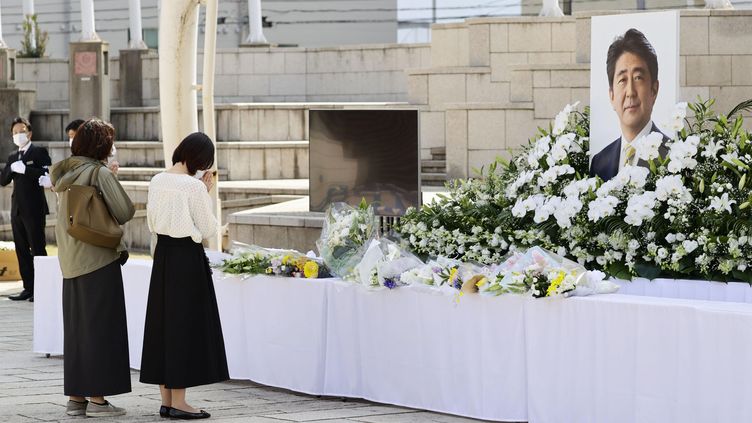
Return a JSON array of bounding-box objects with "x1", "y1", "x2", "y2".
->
[{"x1": 33, "y1": 256, "x2": 752, "y2": 422}]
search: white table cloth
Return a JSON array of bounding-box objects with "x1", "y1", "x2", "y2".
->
[
  {"x1": 33, "y1": 257, "x2": 528, "y2": 421},
  {"x1": 524, "y1": 295, "x2": 752, "y2": 423},
  {"x1": 32, "y1": 256, "x2": 752, "y2": 422}
]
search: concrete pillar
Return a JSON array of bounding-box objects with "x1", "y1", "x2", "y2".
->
[
  {"x1": 22, "y1": 0, "x2": 36, "y2": 50},
  {"x1": 80, "y1": 0, "x2": 99, "y2": 41},
  {"x1": 244, "y1": 0, "x2": 268, "y2": 45},
  {"x1": 128, "y1": 0, "x2": 147, "y2": 49},
  {"x1": 0, "y1": 2, "x2": 7, "y2": 48},
  {"x1": 69, "y1": 41, "x2": 110, "y2": 121},
  {"x1": 539, "y1": 0, "x2": 564, "y2": 17},
  {"x1": 705, "y1": 0, "x2": 733, "y2": 8},
  {"x1": 119, "y1": 49, "x2": 145, "y2": 107},
  {"x1": 158, "y1": 0, "x2": 199, "y2": 161},
  {"x1": 0, "y1": 68, "x2": 35, "y2": 161},
  {"x1": 0, "y1": 47, "x2": 16, "y2": 88}
]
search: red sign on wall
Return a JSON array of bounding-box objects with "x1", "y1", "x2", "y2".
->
[{"x1": 74, "y1": 52, "x2": 98, "y2": 76}]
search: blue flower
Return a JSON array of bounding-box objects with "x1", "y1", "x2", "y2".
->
[{"x1": 383, "y1": 278, "x2": 397, "y2": 289}]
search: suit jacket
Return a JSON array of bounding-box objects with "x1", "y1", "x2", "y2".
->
[
  {"x1": 0, "y1": 144, "x2": 51, "y2": 217},
  {"x1": 590, "y1": 123, "x2": 670, "y2": 182}
]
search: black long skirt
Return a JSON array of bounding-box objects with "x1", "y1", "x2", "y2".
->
[
  {"x1": 63, "y1": 259, "x2": 132, "y2": 397},
  {"x1": 139, "y1": 235, "x2": 229, "y2": 389}
]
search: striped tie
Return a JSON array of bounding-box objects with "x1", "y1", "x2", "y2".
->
[{"x1": 623, "y1": 144, "x2": 636, "y2": 166}]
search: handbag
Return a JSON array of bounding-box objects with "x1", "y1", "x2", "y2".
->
[{"x1": 66, "y1": 165, "x2": 123, "y2": 249}]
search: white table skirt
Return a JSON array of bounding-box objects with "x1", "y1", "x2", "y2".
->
[
  {"x1": 33, "y1": 257, "x2": 528, "y2": 421},
  {"x1": 32, "y1": 256, "x2": 752, "y2": 422},
  {"x1": 525, "y1": 295, "x2": 752, "y2": 423},
  {"x1": 613, "y1": 277, "x2": 752, "y2": 303}
]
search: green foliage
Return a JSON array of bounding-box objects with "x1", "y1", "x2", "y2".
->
[{"x1": 18, "y1": 14, "x2": 48, "y2": 58}]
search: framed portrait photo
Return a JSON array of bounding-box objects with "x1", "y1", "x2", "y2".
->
[{"x1": 589, "y1": 11, "x2": 680, "y2": 170}]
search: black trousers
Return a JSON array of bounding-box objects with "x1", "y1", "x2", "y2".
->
[{"x1": 10, "y1": 212, "x2": 47, "y2": 292}]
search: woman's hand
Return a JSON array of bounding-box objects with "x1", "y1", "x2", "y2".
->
[{"x1": 201, "y1": 170, "x2": 215, "y2": 192}]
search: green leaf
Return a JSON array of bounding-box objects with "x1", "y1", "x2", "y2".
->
[
  {"x1": 727, "y1": 99, "x2": 752, "y2": 120},
  {"x1": 606, "y1": 261, "x2": 633, "y2": 280},
  {"x1": 635, "y1": 262, "x2": 662, "y2": 280},
  {"x1": 732, "y1": 270, "x2": 752, "y2": 285}
]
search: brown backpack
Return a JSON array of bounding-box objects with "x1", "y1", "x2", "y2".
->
[{"x1": 66, "y1": 165, "x2": 123, "y2": 249}]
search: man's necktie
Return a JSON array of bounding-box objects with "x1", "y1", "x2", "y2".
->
[{"x1": 623, "y1": 144, "x2": 635, "y2": 166}]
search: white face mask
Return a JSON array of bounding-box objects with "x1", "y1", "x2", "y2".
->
[
  {"x1": 194, "y1": 169, "x2": 206, "y2": 179},
  {"x1": 13, "y1": 133, "x2": 29, "y2": 148},
  {"x1": 109, "y1": 145, "x2": 117, "y2": 157},
  {"x1": 69, "y1": 137, "x2": 74, "y2": 146}
]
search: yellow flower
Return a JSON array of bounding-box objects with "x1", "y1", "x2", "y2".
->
[
  {"x1": 475, "y1": 277, "x2": 488, "y2": 288},
  {"x1": 265, "y1": 267, "x2": 273, "y2": 274},
  {"x1": 448, "y1": 267, "x2": 458, "y2": 283},
  {"x1": 303, "y1": 261, "x2": 319, "y2": 278},
  {"x1": 282, "y1": 255, "x2": 292, "y2": 265},
  {"x1": 546, "y1": 270, "x2": 566, "y2": 297}
]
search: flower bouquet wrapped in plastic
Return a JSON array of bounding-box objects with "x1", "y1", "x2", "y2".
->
[
  {"x1": 218, "y1": 243, "x2": 331, "y2": 278},
  {"x1": 316, "y1": 200, "x2": 377, "y2": 278},
  {"x1": 350, "y1": 238, "x2": 424, "y2": 289},
  {"x1": 479, "y1": 246, "x2": 617, "y2": 297}
]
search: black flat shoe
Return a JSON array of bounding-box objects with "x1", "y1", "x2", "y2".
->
[
  {"x1": 159, "y1": 406, "x2": 172, "y2": 418},
  {"x1": 168, "y1": 408, "x2": 210, "y2": 420},
  {"x1": 9, "y1": 290, "x2": 32, "y2": 301}
]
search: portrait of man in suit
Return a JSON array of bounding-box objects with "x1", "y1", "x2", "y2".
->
[
  {"x1": 590, "y1": 28, "x2": 669, "y2": 182},
  {"x1": 0, "y1": 117, "x2": 51, "y2": 302}
]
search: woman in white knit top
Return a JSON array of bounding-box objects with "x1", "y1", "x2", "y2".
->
[{"x1": 140, "y1": 133, "x2": 229, "y2": 420}]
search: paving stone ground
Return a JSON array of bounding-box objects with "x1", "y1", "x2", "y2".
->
[{"x1": 0, "y1": 281, "x2": 492, "y2": 423}]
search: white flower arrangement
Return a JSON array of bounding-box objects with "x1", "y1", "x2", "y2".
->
[
  {"x1": 316, "y1": 200, "x2": 377, "y2": 278},
  {"x1": 398, "y1": 99, "x2": 752, "y2": 283}
]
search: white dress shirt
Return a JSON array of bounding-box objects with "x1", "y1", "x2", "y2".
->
[{"x1": 618, "y1": 120, "x2": 653, "y2": 171}]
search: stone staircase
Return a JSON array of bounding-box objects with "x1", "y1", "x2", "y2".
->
[{"x1": 421, "y1": 147, "x2": 447, "y2": 187}]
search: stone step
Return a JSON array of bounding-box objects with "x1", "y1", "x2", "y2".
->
[
  {"x1": 116, "y1": 167, "x2": 229, "y2": 182},
  {"x1": 429, "y1": 147, "x2": 446, "y2": 155},
  {"x1": 119, "y1": 179, "x2": 310, "y2": 207},
  {"x1": 30, "y1": 140, "x2": 310, "y2": 180},
  {"x1": 30, "y1": 105, "x2": 309, "y2": 142},
  {"x1": 421, "y1": 172, "x2": 448, "y2": 186},
  {"x1": 421, "y1": 165, "x2": 446, "y2": 174}
]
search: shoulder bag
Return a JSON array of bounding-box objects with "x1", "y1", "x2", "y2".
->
[{"x1": 66, "y1": 165, "x2": 123, "y2": 249}]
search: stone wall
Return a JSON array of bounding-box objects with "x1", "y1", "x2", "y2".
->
[
  {"x1": 409, "y1": 10, "x2": 752, "y2": 179},
  {"x1": 14, "y1": 44, "x2": 430, "y2": 110}
]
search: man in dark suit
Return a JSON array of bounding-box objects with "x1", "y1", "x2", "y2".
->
[
  {"x1": 590, "y1": 28, "x2": 668, "y2": 181},
  {"x1": 1, "y1": 117, "x2": 51, "y2": 302}
]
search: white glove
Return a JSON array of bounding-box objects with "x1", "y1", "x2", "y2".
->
[
  {"x1": 39, "y1": 174, "x2": 52, "y2": 189},
  {"x1": 10, "y1": 161, "x2": 26, "y2": 174}
]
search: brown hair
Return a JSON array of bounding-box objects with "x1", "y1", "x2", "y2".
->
[{"x1": 71, "y1": 118, "x2": 115, "y2": 161}]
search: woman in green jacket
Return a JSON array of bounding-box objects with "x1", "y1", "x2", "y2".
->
[{"x1": 49, "y1": 118, "x2": 135, "y2": 419}]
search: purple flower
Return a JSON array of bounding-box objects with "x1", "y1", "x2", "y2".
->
[{"x1": 383, "y1": 278, "x2": 397, "y2": 289}]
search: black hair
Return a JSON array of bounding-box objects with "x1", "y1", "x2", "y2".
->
[
  {"x1": 71, "y1": 118, "x2": 115, "y2": 161},
  {"x1": 171, "y1": 132, "x2": 215, "y2": 175},
  {"x1": 65, "y1": 119, "x2": 86, "y2": 133},
  {"x1": 606, "y1": 28, "x2": 658, "y2": 89},
  {"x1": 10, "y1": 117, "x2": 32, "y2": 134}
]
